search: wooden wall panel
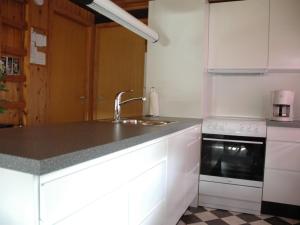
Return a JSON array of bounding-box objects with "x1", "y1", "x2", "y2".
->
[
  {"x1": 24, "y1": 0, "x2": 49, "y2": 125},
  {"x1": 0, "y1": 0, "x2": 26, "y2": 126},
  {"x1": 1, "y1": 25, "x2": 23, "y2": 50},
  {"x1": 27, "y1": 0, "x2": 48, "y2": 30},
  {"x1": 53, "y1": 0, "x2": 94, "y2": 26},
  {"x1": 24, "y1": 0, "x2": 94, "y2": 125},
  {"x1": 1, "y1": 0, "x2": 24, "y2": 22}
]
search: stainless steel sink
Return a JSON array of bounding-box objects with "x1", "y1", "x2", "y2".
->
[{"x1": 119, "y1": 119, "x2": 175, "y2": 126}]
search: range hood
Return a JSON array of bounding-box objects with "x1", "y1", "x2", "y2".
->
[{"x1": 72, "y1": 0, "x2": 159, "y2": 43}]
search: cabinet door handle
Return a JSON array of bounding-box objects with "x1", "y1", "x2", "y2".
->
[{"x1": 79, "y1": 96, "x2": 87, "y2": 100}]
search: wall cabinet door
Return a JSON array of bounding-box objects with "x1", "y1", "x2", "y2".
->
[
  {"x1": 208, "y1": 0, "x2": 269, "y2": 71},
  {"x1": 269, "y1": 0, "x2": 300, "y2": 70}
]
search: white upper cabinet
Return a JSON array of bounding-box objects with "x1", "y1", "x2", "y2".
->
[
  {"x1": 208, "y1": 0, "x2": 269, "y2": 73},
  {"x1": 269, "y1": 0, "x2": 300, "y2": 71}
]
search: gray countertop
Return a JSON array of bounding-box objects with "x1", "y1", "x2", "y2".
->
[
  {"x1": 267, "y1": 120, "x2": 300, "y2": 129},
  {"x1": 0, "y1": 117, "x2": 201, "y2": 175}
]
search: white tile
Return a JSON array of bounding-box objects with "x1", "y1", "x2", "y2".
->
[
  {"x1": 177, "y1": 220, "x2": 186, "y2": 225},
  {"x1": 195, "y1": 211, "x2": 218, "y2": 221},
  {"x1": 204, "y1": 207, "x2": 217, "y2": 211},
  {"x1": 189, "y1": 222, "x2": 208, "y2": 225},
  {"x1": 222, "y1": 216, "x2": 246, "y2": 225},
  {"x1": 259, "y1": 214, "x2": 273, "y2": 219},
  {"x1": 230, "y1": 211, "x2": 241, "y2": 216},
  {"x1": 250, "y1": 220, "x2": 272, "y2": 225},
  {"x1": 184, "y1": 210, "x2": 193, "y2": 215}
]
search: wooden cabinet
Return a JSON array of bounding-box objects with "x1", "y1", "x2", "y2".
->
[
  {"x1": 166, "y1": 125, "x2": 201, "y2": 225},
  {"x1": 208, "y1": 0, "x2": 269, "y2": 73},
  {"x1": 263, "y1": 127, "x2": 300, "y2": 206},
  {"x1": 268, "y1": 0, "x2": 300, "y2": 71}
]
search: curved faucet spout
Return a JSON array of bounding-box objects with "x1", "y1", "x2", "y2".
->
[
  {"x1": 113, "y1": 90, "x2": 146, "y2": 123},
  {"x1": 120, "y1": 97, "x2": 146, "y2": 105}
]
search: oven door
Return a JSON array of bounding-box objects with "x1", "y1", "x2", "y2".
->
[{"x1": 200, "y1": 134, "x2": 266, "y2": 182}]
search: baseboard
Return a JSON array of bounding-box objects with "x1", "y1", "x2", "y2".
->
[{"x1": 261, "y1": 201, "x2": 300, "y2": 219}]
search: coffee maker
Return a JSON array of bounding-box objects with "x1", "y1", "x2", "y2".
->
[{"x1": 271, "y1": 90, "x2": 295, "y2": 122}]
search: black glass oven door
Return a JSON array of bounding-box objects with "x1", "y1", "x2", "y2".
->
[{"x1": 200, "y1": 134, "x2": 266, "y2": 181}]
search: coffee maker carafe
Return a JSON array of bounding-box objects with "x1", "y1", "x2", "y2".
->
[{"x1": 271, "y1": 90, "x2": 295, "y2": 122}]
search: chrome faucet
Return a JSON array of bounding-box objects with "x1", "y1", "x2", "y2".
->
[{"x1": 113, "y1": 90, "x2": 146, "y2": 123}]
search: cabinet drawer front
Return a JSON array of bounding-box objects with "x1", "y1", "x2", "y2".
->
[
  {"x1": 266, "y1": 141, "x2": 300, "y2": 171},
  {"x1": 263, "y1": 169, "x2": 300, "y2": 206},
  {"x1": 54, "y1": 186, "x2": 128, "y2": 225},
  {"x1": 129, "y1": 161, "x2": 167, "y2": 225},
  {"x1": 40, "y1": 140, "x2": 167, "y2": 224},
  {"x1": 267, "y1": 127, "x2": 300, "y2": 142},
  {"x1": 199, "y1": 181, "x2": 262, "y2": 203}
]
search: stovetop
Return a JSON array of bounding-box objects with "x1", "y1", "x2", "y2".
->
[{"x1": 202, "y1": 117, "x2": 267, "y2": 137}]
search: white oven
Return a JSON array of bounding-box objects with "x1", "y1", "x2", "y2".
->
[{"x1": 199, "y1": 117, "x2": 267, "y2": 214}]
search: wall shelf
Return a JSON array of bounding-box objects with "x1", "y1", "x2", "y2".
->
[
  {"x1": 1, "y1": 46, "x2": 27, "y2": 56},
  {"x1": 0, "y1": 101, "x2": 25, "y2": 110},
  {"x1": 4, "y1": 75, "x2": 26, "y2": 83}
]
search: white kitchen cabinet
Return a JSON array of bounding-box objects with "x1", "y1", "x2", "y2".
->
[
  {"x1": 208, "y1": 0, "x2": 269, "y2": 72},
  {"x1": 263, "y1": 127, "x2": 300, "y2": 206},
  {"x1": 0, "y1": 124, "x2": 201, "y2": 225},
  {"x1": 269, "y1": 0, "x2": 300, "y2": 71},
  {"x1": 39, "y1": 139, "x2": 168, "y2": 225},
  {"x1": 166, "y1": 125, "x2": 201, "y2": 225},
  {"x1": 263, "y1": 169, "x2": 300, "y2": 206},
  {"x1": 0, "y1": 168, "x2": 39, "y2": 225}
]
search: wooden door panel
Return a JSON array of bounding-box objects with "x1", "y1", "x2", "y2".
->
[
  {"x1": 48, "y1": 13, "x2": 88, "y2": 123},
  {"x1": 95, "y1": 26, "x2": 146, "y2": 120}
]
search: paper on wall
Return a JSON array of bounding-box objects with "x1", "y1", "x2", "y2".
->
[{"x1": 30, "y1": 28, "x2": 47, "y2": 65}]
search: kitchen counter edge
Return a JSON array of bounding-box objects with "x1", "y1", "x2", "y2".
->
[{"x1": 0, "y1": 119, "x2": 202, "y2": 176}]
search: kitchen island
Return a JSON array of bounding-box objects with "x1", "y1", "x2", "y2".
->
[{"x1": 0, "y1": 118, "x2": 202, "y2": 225}]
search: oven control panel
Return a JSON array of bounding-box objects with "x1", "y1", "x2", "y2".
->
[{"x1": 202, "y1": 117, "x2": 267, "y2": 137}]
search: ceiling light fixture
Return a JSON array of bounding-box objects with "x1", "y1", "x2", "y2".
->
[{"x1": 73, "y1": 0, "x2": 159, "y2": 43}]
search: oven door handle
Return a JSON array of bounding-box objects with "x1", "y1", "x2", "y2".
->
[{"x1": 202, "y1": 138, "x2": 264, "y2": 145}]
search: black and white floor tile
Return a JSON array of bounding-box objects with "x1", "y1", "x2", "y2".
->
[{"x1": 178, "y1": 206, "x2": 300, "y2": 225}]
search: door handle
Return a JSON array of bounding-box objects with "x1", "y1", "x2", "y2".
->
[{"x1": 79, "y1": 96, "x2": 87, "y2": 100}]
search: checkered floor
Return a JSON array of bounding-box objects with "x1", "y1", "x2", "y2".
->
[{"x1": 178, "y1": 206, "x2": 300, "y2": 225}]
